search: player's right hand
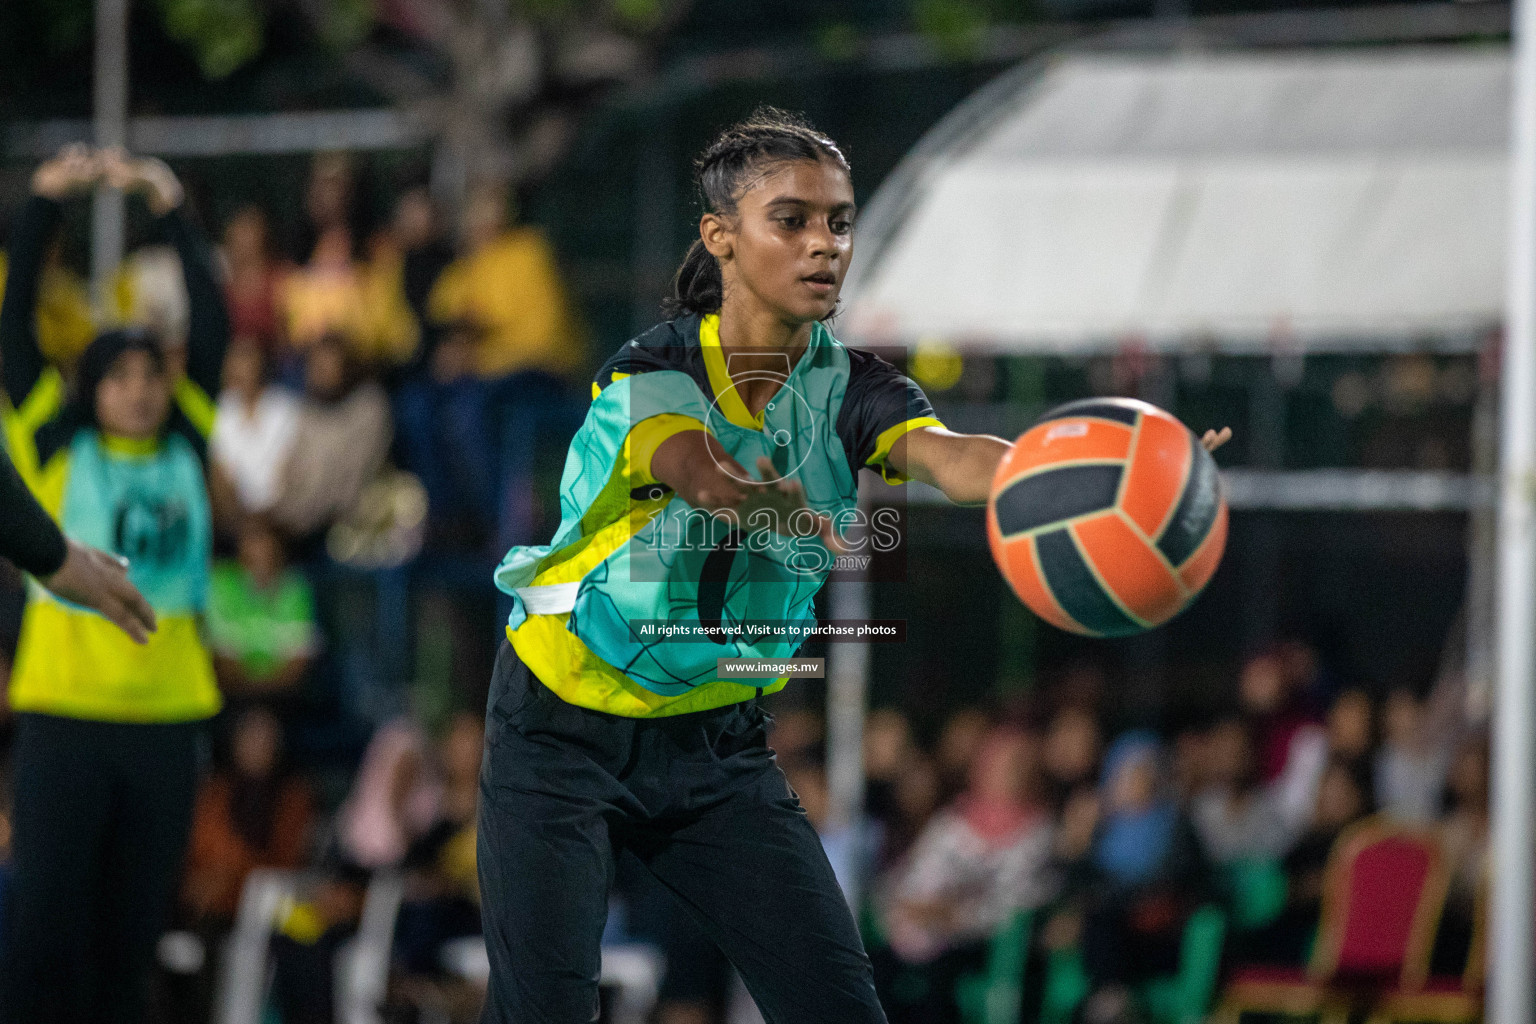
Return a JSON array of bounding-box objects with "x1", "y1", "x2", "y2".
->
[{"x1": 42, "y1": 540, "x2": 158, "y2": 645}]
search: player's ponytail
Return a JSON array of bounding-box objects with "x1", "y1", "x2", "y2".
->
[
  {"x1": 668, "y1": 239, "x2": 724, "y2": 318},
  {"x1": 664, "y1": 107, "x2": 850, "y2": 318}
]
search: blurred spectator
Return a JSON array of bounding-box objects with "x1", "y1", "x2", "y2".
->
[
  {"x1": 164, "y1": 708, "x2": 313, "y2": 1024},
  {"x1": 278, "y1": 224, "x2": 361, "y2": 355},
  {"x1": 863, "y1": 710, "x2": 942, "y2": 868},
  {"x1": 1237, "y1": 757, "x2": 1373, "y2": 968},
  {"x1": 182, "y1": 707, "x2": 314, "y2": 922},
  {"x1": 337, "y1": 719, "x2": 441, "y2": 869},
  {"x1": 1042, "y1": 705, "x2": 1103, "y2": 810},
  {"x1": 303, "y1": 151, "x2": 359, "y2": 245},
  {"x1": 269, "y1": 864, "x2": 369, "y2": 1024},
  {"x1": 278, "y1": 226, "x2": 416, "y2": 368},
  {"x1": 886, "y1": 759, "x2": 943, "y2": 868},
  {"x1": 357, "y1": 229, "x2": 424, "y2": 368},
  {"x1": 1270, "y1": 687, "x2": 1373, "y2": 835},
  {"x1": 1059, "y1": 732, "x2": 1211, "y2": 1024},
  {"x1": 933, "y1": 707, "x2": 990, "y2": 804},
  {"x1": 219, "y1": 205, "x2": 285, "y2": 348},
  {"x1": 1170, "y1": 725, "x2": 1208, "y2": 802},
  {"x1": 427, "y1": 181, "x2": 583, "y2": 382},
  {"x1": 205, "y1": 515, "x2": 318, "y2": 706},
  {"x1": 876, "y1": 726, "x2": 1055, "y2": 1024},
  {"x1": 209, "y1": 337, "x2": 300, "y2": 519},
  {"x1": 0, "y1": 238, "x2": 94, "y2": 368},
  {"x1": 882, "y1": 726, "x2": 1055, "y2": 961},
  {"x1": 1434, "y1": 735, "x2": 1489, "y2": 974},
  {"x1": 1375, "y1": 688, "x2": 1451, "y2": 823},
  {"x1": 113, "y1": 244, "x2": 189, "y2": 348},
  {"x1": 863, "y1": 708, "x2": 915, "y2": 827},
  {"x1": 278, "y1": 154, "x2": 416, "y2": 367},
  {"x1": 768, "y1": 706, "x2": 825, "y2": 768},
  {"x1": 267, "y1": 334, "x2": 393, "y2": 544},
  {"x1": 396, "y1": 181, "x2": 585, "y2": 545},
  {"x1": 396, "y1": 713, "x2": 483, "y2": 980},
  {"x1": 1240, "y1": 649, "x2": 1320, "y2": 785},
  {"x1": 1191, "y1": 717, "x2": 1291, "y2": 865},
  {"x1": 1326, "y1": 688, "x2": 1375, "y2": 768},
  {"x1": 393, "y1": 316, "x2": 500, "y2": 545},
  {"x1": 393, "y1": 186, "x2": 455, "y2": 336}
]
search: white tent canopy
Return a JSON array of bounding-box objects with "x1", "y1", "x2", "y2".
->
[{"x1": 842, "y1": 47, "x2": 1512, "y2": 353}]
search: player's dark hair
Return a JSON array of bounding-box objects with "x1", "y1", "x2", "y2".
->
[
  {"x1": 665, "y1": 107, "x2": 850, "y2": 318},
  {"x1": 74, "y1": 327, "x2": 167, "y2": 430}
]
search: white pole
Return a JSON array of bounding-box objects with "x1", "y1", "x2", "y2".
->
[
  {"x1": 825, "y1": 574, "x2": 869, "y2": 906},
  {"x1": 1495, "y1": 0, "x2": 1536, "y2": 1017},
  {"x1": 91, "y1": 0, "x2": 129, "y2": 316}
]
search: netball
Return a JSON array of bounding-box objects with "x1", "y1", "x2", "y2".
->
[{"x1": 987, "y1": 398, "x2": 1228, "y2": 638}]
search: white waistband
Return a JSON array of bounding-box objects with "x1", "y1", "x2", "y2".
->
[{"x1": 515, "y1": 582, "x2": 580, "y2": 615}]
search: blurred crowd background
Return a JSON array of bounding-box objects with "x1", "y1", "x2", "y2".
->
[{"x1": 0, "y1": 0, "x2": 1508, "y2": 1021}]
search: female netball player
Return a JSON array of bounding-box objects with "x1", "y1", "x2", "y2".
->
[
  {"x1": 0, "y1": 145, "x2": 227, "y2": 1024},
  {"x1": 477, "y1": 109, "x2": 1227, "y2": 1023}
]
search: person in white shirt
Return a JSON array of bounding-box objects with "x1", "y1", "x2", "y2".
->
[
  {"x1": 210, "y1": 336, "x2": 299, "y2": 513},
  {"x1": 881, "y1": 726, "x2": 1057, "y2": 965}
]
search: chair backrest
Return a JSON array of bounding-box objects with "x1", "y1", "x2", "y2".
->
[{"x1": 1307, "y1": 817, "x2": 1449, "y2": 990}]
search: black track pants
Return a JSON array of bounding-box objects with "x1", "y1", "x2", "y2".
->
[
  {"x1": 476, "y1": 642, "x2": 886, "y2": 1024},
  {"x1": 1, "y1": 713, "x2": 200, "y2": 1024}
]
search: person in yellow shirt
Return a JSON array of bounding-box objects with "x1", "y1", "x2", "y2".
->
[
  {"x1": 276, "y1": 226, "x2": 417, "y2": 368},
  {"x1": 427, "y1": 182, "x2": 583, "y2": 380},
  {"x1": 398, "y1": 183, "x2": 586, "y2": 551}
]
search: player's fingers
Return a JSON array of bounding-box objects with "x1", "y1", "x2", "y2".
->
[
  {"x1": 1201, "y1": 427, "x2": 1232, "y2": 452},
  {"x1": 99, "y1": 593, "x2": 149, "y2": 645},
  {"x1": 755, "y1": 456, "x2": 782, "y2": 483},
  {"x1": 112, "y1": 574, "x2": 157, "y2": 638}
]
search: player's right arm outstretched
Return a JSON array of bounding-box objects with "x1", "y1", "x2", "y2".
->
[{"x1": 887, "y1": 423, "x2": 1234, "y2": 508}]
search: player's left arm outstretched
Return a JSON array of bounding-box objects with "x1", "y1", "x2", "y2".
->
[{"x1": 888, "y1": 425, "x2": 1233, "y2": 507}]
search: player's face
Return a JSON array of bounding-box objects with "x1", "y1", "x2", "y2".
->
[
  {"x1": 720, "y1": 158, "x2": 856, "y2": 324},
  {"x1": 96, "y1": 349, "x2": 171, "y2": 439}
]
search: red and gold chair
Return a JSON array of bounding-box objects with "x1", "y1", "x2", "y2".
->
[
  {"x1": 1216, "y1": 817, "x2": 1451, "y2": 1024},
  {"x1": 1367, "y1": 871, "x2": 1485, "y2": 1024}
]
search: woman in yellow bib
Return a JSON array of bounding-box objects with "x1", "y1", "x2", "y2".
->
[{"x1": 0, "y1": 146, "x2": 227, "y2": 1024}]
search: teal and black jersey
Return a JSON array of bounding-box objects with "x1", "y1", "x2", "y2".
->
[{"x1": 494, "y1": 312, "x2": 941, "y2": 717}]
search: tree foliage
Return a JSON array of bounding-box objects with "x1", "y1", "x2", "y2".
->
[{"x1": 154, "y1": 0, "x2": 264, "y2": 78}]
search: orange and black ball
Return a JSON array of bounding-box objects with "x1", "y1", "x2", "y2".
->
[{"x1": 986, "y1": 398, "x2": 1228, "y2": 638}]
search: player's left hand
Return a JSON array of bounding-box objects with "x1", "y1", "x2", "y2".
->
[
  {"x1": 1201, "y1": 427, "x2": 1232, "y2": 453},
  {"x1": 100, "y1": 148, "x2": 184, "y2": 216}
]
